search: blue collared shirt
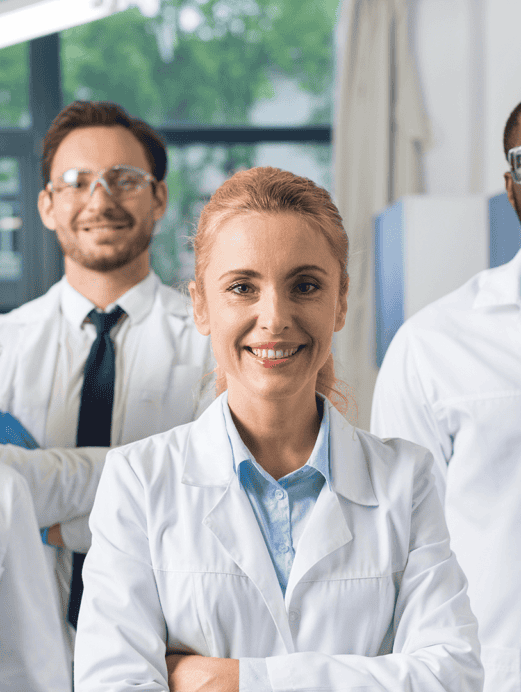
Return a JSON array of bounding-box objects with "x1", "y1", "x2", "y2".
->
[{"x1": 221, "y1": 391, "x2": 331, "y2": 596}]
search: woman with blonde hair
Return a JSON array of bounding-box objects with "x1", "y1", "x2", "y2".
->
[{"x1": 75, "y1": 167, "x2": 482, "y2": 692}]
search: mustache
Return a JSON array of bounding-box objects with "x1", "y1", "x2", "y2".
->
[{"x1": 72, "y1": 208, "x2": 135, "y2": 229}]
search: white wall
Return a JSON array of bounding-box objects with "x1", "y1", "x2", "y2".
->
[{"x1": 410, "y1": 0, "x2": 521, "y2": 198}]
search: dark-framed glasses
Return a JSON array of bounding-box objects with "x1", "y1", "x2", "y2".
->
[
  {"x1": 46, "y1": 165, "x2": 156, "y2": 199},
  {"x1": 508, "y1": 146, "x2": 521, "y2": 184}
]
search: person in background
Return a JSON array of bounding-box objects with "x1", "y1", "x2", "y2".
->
[
  {"x1": 0, "y1": 464, "x2": 70, "y2": 692},
  {"x1": 75, "y1": 167, "x2": 482, "y2": 692},
  {"x1": 371, "y1": 101, "x2": 521, "y2": 692},
  {"x1": 0, "y1": 100, "x2": 212, "y2": 681}
]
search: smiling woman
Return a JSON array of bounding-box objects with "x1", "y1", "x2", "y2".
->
[
  {"x1": 74, "y1": 167, "x2": 483, "y2": 692},
  {"x1": 189, "y1": 166, "x2": 352, "y2": 417}
]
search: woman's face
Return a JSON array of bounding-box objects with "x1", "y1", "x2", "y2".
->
[{"x1": 190, "y1": 212, "x2": 347, "y2": 405}]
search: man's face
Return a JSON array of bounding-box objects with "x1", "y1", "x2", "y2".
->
[
  {"x1": 38, "y1": 125, "x2": 167, "y2": 272},
  {"x1": 505, "y1": 126, "x2": 521, "y2": 222}
]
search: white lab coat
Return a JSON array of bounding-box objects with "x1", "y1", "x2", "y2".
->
[
  {"x1": 371, "y1": 248, "x2": 521, "y2": 692},
  {"x1": 0, "y1": 464, "x2": 71, "y2": 692},
  {"x1": 0, "y1": 274, "x2": 213, "y2": 678},
  {"x1": 0, "y1": 274, "x2": 213, "y2": 542},
  {"x1": 75, "y1": 394, "x2": 483, "y2": 692}
]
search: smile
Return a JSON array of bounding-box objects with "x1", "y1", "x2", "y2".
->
[
  {"x1": 81, "y1": 225, "x2": 128, "y2": 232},
  {"x1": 245, "y1": 345, "x2": 305, "y2": 361}
]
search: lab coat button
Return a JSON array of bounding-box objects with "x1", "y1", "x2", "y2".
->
[{"x1": 288, "y1": 609, "x2": 300, "y2": 623}]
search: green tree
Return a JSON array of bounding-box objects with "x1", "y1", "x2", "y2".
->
[{"x1": 0, "y1": 0, "x2": 341, "y2": 283}]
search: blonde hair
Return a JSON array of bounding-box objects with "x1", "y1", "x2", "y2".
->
[{"x1": 192, "y1": 166, "x2": 355, "y2": 419}]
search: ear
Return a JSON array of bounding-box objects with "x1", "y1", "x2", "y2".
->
[
  {"x1": 152, "y1": 180, "x2": 168, "y2": 221},
  {"x1": 334, "y1": 277, "x2": 349, "y2": 332},
  {"x1": 505, "y1": 171, "x2": 518, "y2": 212},
  {"x1": 38, "y1": 189, "x2": 57, "y2": 230},
  {"x1": 188, "y1": 280, "x2": 211, "y2": 336}
]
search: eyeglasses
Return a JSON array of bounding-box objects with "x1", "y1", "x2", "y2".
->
[
  {"x1": 508, "y1": 146, "x2": 521, "y2": 184},
  {"x1": 46, "y1": 165, "x2": 156, "y2": 199}
]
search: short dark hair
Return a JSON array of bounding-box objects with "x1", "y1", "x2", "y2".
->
[
  {"x1": 42, "y1": 100, "x2": 168, "y2": 186},
  {"x1": 503, "y1": 102, "x2": 521, "y2": 160}
]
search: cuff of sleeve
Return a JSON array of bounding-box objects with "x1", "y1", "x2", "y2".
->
[{"x1": 240, "y1": 658, "x2": 271, "y2": 692}]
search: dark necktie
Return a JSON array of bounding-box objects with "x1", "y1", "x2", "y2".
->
[{"x1": 67, "y1": 305, "x2": 125, "y2": 628}]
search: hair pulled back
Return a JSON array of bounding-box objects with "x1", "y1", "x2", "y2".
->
[{"x1": 193, "y1": 166, "x2": 354, "y2": 419}]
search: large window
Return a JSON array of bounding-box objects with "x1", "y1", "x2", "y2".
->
[{"x1": 0, "y1": 0, "x2": 339, "y2": 304}]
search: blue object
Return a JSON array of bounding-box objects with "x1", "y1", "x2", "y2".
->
[
  {"x1": 489, "y1": 192, "x2": 521, "y2": 268},
  {"x1": 40, "y1": 527, "x2": 49, "y2": 545},
  {"x1": 0, "y1": 411, "x2": 39, "y2": 449},
  {"x1": 374, "y1": 201, "x2": 405, "y2": 368}
]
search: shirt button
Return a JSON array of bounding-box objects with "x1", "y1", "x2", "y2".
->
[
  {"x1": 275, "y1": 489, "x2": 285, "y2": 500},
  {"x1": 288, "y1": 609, "x2": 300, "y2": 623},
  {"x1": 281, "y1": 544, "x2": 290, "y2": 554}
]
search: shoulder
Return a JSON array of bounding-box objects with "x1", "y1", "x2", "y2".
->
[
  {"x1": 330, "y1": 407, "x2": 433, "y2": 501},
  {"x1": 154, "y1": 280, "x2": 195, "y2": 319},
  {"x1": 382, "y1": 265, "x2": 498, "y2": 365},
  {"x1": 104, "y1": 418, "x2": 197, "y2": 484},
  {"x1": 0, "y1": 281, "x2": 62, "y2": 332}
]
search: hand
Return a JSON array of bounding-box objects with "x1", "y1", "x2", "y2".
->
[
  {"x1": 46, "y1": 523, "x2": 65, "y2": 547},
  {"x1": 166, "y1": 654, "x2": 239, "y2": 692}
]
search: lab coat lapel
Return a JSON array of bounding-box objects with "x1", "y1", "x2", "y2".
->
[
  {"x1": 3, "y1": 284, "x2": 63, "y2": 444},
  {"x1": 204, "y1": 478, "x2": 295, "y2": 653},
  {"x1": 285, "y1": 404, "x2": 379, "y2": 603},
  {"x1": 285, "y1": 485, "x2": 353, "y2": 602},
  {"x1": 181, "y1": 397, "x2": 295, "y2": 653}
]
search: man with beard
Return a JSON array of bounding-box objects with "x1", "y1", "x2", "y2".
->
[
  {"x1": 371, "y1": 101, "x2": 521, "y2": 692},
  {"x1": 0, "y1": 101, "x2": 212, "y2": 682}
]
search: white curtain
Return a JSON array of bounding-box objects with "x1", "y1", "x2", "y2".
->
[{"x1": 333, "y1": 0, "x2": 430, "y2": 429}]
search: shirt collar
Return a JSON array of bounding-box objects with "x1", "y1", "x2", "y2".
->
[
  {"x1": 473, "y1": 247, "x2": 521, "y2": 309},
  {"x1": 60, "y1": 271, "x2": 159, "y2": 328},
  {"x1": 220, "y1": 390, "x2": 332, "y2": 489}
]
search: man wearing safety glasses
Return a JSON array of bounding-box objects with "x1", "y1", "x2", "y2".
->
[
  {"x1": 0, "y1": 100, "x2": 212, "y2": 689},
  {"x1": 371, "y1": 102, "x2": 521, "y2": 692}
]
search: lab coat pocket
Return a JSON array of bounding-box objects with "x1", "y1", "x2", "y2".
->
[{"x1": 480, "y1": 646, "x2": 521, "y2": 692}]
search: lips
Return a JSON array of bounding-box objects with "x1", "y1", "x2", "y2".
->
[{"x1": 245, "y1": 344, "x2": 306, "y2": 360}]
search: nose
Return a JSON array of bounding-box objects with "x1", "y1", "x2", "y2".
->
[
  {"x1": 258, "y1": 288, "x2": 292, "y2": 335},
  {"x1": 89, "y1": 177, "x2": 112, "y2": 197},
  {"x1": 82, "y1": 179, "x2": 117, "y2": 211}
]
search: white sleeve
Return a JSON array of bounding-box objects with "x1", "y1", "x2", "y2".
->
[
  {"x1": 260, "y1": 450, "x2": 483, "y2": 692},
  {"x1": 60, "y1": 514, "x2": 91, "y2": 552},
  {"x1": 74, "y1": 450, "x2": 169, "y2": 692},
  {"x1": 0, "y1": 444, "x2": 108, "y2": 527},
  {"x1": 370, "y1": 323, "x2": 451, "y2": 504},
  {"x1": 0, "y1": 465, "x2": 71, "y2": 692}
]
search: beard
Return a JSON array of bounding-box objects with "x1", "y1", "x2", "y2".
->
[{"x1": 54, "y1": 211, "x2": 154, "y2": 272}]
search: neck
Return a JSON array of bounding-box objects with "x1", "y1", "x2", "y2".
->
[
  {"x1": 227, "y1": 383, "x2": 322, "y2": 480},
  {"x1": 64, "y1": 252, "x2": 150, "y2": 309}
]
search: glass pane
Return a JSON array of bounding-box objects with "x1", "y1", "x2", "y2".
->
[
  {"x1": 0, "y1": 42, "x2": 30, "y2": 128},
  {"x1": 61, "y1": 0, "x2": 340, "y2": 127},
  {"x1": 0, "y1": 159, "x2": 23, "y2": 281},
  {"x1": 150, "y1": 143, "x2": 331, "y2": 284}
]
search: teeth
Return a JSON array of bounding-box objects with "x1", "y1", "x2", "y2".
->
[{"x1": 250, "y1": 346, "x2": 300, "y2": 359}]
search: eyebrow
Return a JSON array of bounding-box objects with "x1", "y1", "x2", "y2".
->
[{"x1": 218, "y1": 264, "x2": 329, "y2": 282}]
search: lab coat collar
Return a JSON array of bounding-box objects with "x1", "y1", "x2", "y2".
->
[
  {"x1": 181, "y1": 392, "x2": 379, "y2": 507},
  {"x1": 221, "y1": 390, "x2": 332, "y2": 491},
  {"x1": 60, "y1": 271, "x2": 159, "y2": 328},
  {"x1": 473, "y1": 247, "x2": 521, "y2": 309}
]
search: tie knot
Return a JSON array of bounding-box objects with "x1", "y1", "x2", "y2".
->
[{"x1": 87, "y1": 306, "x2": 125, "y2": 335}]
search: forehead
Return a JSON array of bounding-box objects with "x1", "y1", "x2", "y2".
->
[
  {"x1": 208, "y1": 212, "x2": 338, "y2": 277},
  {"x1": 50, "y1": 125, "x2": 151, "y2": 178}
]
